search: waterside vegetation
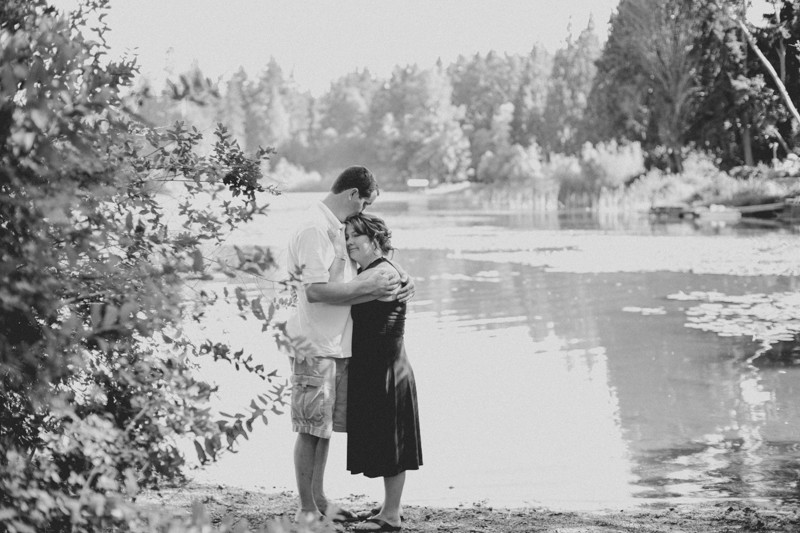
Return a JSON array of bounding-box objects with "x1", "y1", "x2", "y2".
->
[
  {"x1": 136, "y1": 1, "x2": 800, "y2": 218},
  {"x1": 2, "y1": 0, "x2": 800, "y2": 532}
]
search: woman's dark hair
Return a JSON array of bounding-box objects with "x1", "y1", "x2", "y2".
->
[
  {"x1": 346, "y1": 213, "x2": 393, "y2": 255},
  {"x1": 331, "y1": 165, "x2": 379, "y2": 198}
]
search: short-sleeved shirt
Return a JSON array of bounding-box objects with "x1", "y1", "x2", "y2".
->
[{"x1": 285, "y1": 201, "x2": 357, "y2": 358}]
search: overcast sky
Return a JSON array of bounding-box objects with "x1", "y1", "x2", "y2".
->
[
  {"x1": 101, "y1": 0, "x2": 776, "y2": 96},
  {"x1": 103, "y1": 0, "x2": 619, "y2": 95}
]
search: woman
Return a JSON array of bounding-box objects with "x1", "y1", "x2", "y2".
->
[{"x1": 345, "y1": 213, "x2": 422, "y2": 533}]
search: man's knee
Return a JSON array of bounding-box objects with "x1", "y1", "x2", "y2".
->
[{"x1": 297, "y1": 432, "x2": 325, "y2": 446}]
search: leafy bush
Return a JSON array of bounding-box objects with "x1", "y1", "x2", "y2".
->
[
  {"x1": 540, "y1": 142, "x2": 645, "y2": 203},
  {"x1": 268, "y1": 158, "x2": 325, "y2": 191},
  {"x1": 541, "y1": 152, "x2": 583, "y2": 200},
  {"x1": 476, "y1": 143, "x2": 544, "y2": 184},
  {"x1": 624, "y1": 168, "x2": 696, "y2": 206},
  {"x1": 0, "y1": 1, "x2": 291, "y2": 531},
  {"x1": 709, "y1": 176, "x2": 800, "y2": 207},
  {"x1": 622, "y1": 150, "x2": 800, "y2": 207},
  {"x1": 579, "y1": 140, "x2": 645, "y2": 190},
  {"x1": 625, "y1": 151, "x2": 731, "y2": 206}
]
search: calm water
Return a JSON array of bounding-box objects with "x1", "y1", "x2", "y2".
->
[{"x1": 191, "y1": 192, "x2": 800, "y2": 511}]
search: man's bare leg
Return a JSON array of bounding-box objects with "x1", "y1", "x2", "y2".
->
[
  {"x1": 294, "y1": 433, "x2": 326, "y2": 521},
  {"x1": 312, "y1": 435, "x2": 331, "y2": 512}
]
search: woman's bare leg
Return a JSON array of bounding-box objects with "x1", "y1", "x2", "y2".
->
[
  {"x1": 357, "y1": 472, "x2": 405, "y2": 530},
  {"x1": 382, "y1": 471, "x2": 405, "y2": 523}
]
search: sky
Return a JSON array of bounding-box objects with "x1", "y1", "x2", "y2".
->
[
  {"x1": 97, "y1": 0, "x2": 776, "y2": 97},
  {"x1": 102, "y1": 0, "x2": 621, "y2": 95}
]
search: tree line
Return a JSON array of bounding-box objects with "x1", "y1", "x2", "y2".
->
[{"x1": 140, "y1": 0, "x2": 800, "y2": 192}]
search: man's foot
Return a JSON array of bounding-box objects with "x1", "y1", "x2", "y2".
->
[
  {"x1": 354, "y1": 516, "x2": 402, "y2": 532},
  {"x1": 320, "y1": 505, "x2": 359, "y2": 523},
  {"x1": 294, "y1": 509, "x2": 323, "y2": 524}
]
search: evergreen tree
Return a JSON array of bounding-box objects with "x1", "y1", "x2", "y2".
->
[
  {"x1": 510, "y1": 45, "x2": 553, "y2": 148},
  {"x1": 222, "y1": 67, "x2": 251, "y2": 149},
  {"x1": 542, "y1": 17, "x2": 602, "y2": 155}
]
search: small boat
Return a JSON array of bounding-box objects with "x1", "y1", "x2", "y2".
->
[{"x1": 737, "y1": 201, "x2": 786, "y2": 219}]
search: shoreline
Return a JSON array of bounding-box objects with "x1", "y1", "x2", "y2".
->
[{"x1": 137, "y1": 482, "x2": 800, "y2": 532}]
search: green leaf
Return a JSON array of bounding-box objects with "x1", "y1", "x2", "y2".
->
[
  {"x1": 191, "y1": 249, "x2": 205, "y2": 272},
  {"x1": 194, "y1": 440, "x2": 207, "y2": 463},
  {"x1": 234, "y1": 245, "x2": 246, "y2": 265},
  {"x1": 204, "y1": 437, "x2": 217, "y2": 460}
]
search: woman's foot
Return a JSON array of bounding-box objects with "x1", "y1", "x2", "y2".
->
[
  {"x1": 356, "y1": 507, "x2": 405, "y2": 521},
  {"x1": 354, "y1": 515, "x2": 402, "y2": 532}
]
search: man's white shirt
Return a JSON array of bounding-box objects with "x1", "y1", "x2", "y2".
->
[{"x1": 285, "y1": 201, "x2": 357, "y2": 359}]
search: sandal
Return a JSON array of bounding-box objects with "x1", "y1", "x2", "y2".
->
[
  {"x1": 356, "y1": 507, "x2": 406, "y2": 521},
  {"x1": 354, "y1": 517, "x2": 402, "y2": 532}
]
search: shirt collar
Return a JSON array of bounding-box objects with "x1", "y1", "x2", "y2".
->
[{"x1": 316, "y1": 201, "x2": 344, "y2": 231}]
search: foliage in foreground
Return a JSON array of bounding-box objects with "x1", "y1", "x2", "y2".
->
[{"x1": 0, "y1": 1, "x2": 293, "y2": 531}]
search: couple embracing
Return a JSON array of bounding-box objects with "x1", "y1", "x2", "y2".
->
[{"x1": 285, "y1": 166, "x2": 422, "y2": 532}]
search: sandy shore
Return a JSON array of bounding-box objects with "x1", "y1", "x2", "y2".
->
[{"x1": 137, "y1": 483, "x2": 800, "y2": 532}]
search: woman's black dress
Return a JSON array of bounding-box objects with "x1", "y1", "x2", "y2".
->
[{"x1": 347, "y1": 257, "x2": 422, "y2": 478}]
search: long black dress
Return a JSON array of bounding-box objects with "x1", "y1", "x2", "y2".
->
[{"x1": 347, "y1": 257, "x2": 422, "y2": 478}]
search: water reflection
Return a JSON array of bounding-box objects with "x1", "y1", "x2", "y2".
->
[
  {"x1": 396, "y1": 247, "x2": 800, "y2": 507},
  {"x1": 191, "y1": 192, "x2": 800, "y2": 510},
  {"x1": 379, "y1": 192, "x2": 800, "y2": 236}
]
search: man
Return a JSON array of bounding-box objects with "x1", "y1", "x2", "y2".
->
[{"x1": 285, "y1": 165, "x2": 414, "y2": 524}]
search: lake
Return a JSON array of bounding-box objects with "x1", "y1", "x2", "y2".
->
[{"x1": 185, "y1": 191, "x2": 800, "y2": 511}]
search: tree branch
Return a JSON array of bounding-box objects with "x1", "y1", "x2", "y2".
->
[{"x1": 736, "y1": 19, "x2": 800, "y2": 130}]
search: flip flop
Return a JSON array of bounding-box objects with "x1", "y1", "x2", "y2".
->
[
  {"x1": 356, "y1": 507, "x2": 406, "y2": 521},
  {"x1": 354, "y1": 517, "x2": 402, "y2": 532}
]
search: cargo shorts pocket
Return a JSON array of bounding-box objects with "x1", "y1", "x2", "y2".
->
[{"x1": 290, "y1": 374, "x2": 327, "y2": 425}]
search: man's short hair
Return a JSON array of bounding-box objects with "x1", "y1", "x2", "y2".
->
[{"x1": 330, "y1": 166, "x2": 378, "y2": 198}]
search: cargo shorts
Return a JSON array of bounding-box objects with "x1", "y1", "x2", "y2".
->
[{"x1": 289, "y1": 355, "x2": 348, "y2": 439}]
